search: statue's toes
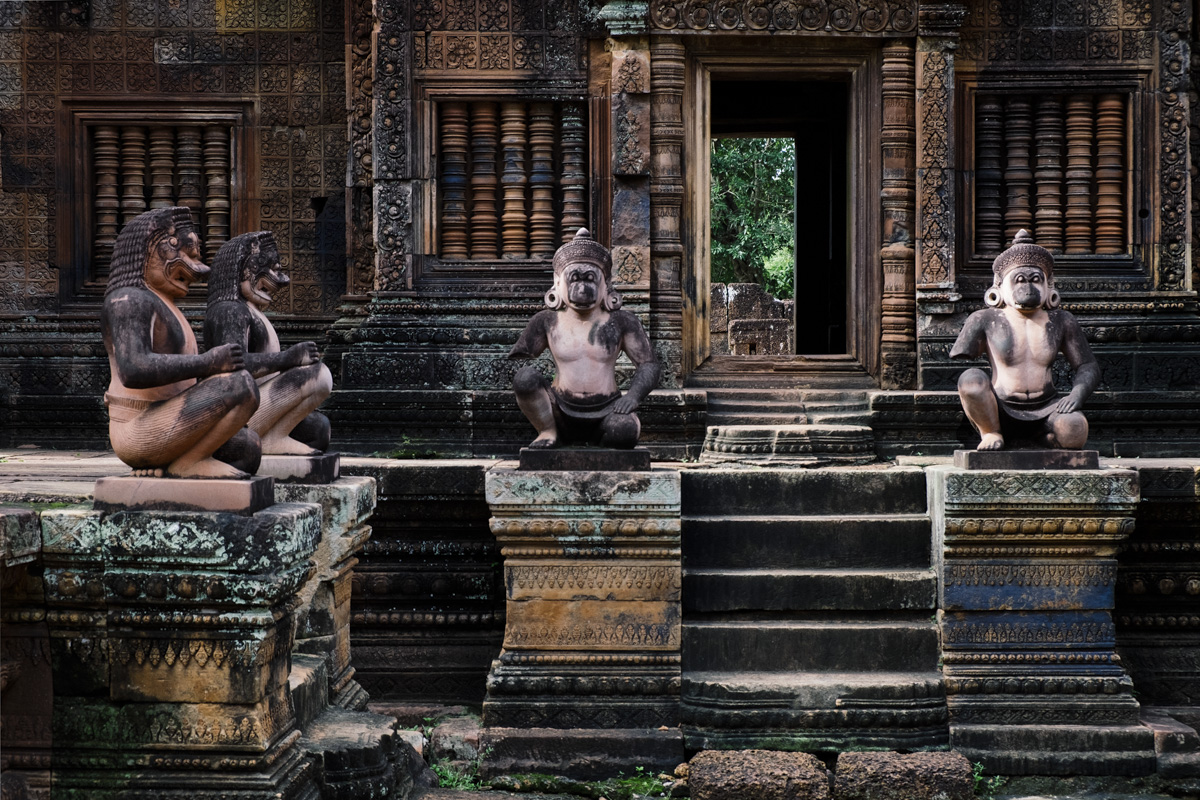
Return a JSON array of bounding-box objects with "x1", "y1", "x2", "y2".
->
[
  {"x1": 978, "y1": 433, "x2": 1005, "y2": 451},
  {"x1": 529, "y1": 436, "x2": 558, "y2": 449}
]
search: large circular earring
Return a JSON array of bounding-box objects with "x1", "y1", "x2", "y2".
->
[
  {"x1": 544, "y1": 289, "x2": 560, "y2": 309},
  {"x1": 1046, "y1": 288, "x2": 1061, "y2": 309},
  {"x1": 603, "y1": 290, "x2": 622, "y2": 312},
  {"x1": 984, "y1": 287, "x2": 1003, "y2": 308}
]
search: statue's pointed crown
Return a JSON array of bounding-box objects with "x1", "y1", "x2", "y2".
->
[
  {"x1": 553, "y1": 228, "x2": 611, "y2": 281},
  {"x1": 992, "y1": 229, "x2": 1054, "y2": 284}
]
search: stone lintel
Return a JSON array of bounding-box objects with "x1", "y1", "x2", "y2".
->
[
  {"x1": 93, "y1": 475, "x2": 275, "y2": 515},
  {"x1": 518, "y1": 447, "x2": 652, "y2": 472},
  {"x1": 954, "y1": 449, "x2": 1101, "y2": 470},
  {"x1": 257, "y1": 453, "x2": 341, "y2": 484}
]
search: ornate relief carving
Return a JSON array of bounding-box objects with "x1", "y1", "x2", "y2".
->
[
  {"x1": 944, "y1": 471, "x2": 1139, "y2": 504},
  {"x1": 916, "y1": 46, "x2": 952, "y2": 287},
  {"x1": 649, "y1": 0, "x2": 916, "y2": 32}
]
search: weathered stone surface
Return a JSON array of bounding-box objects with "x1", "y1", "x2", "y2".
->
[
  {"x1": 518, "y1": 446, "x2": 651, "y2": 472},
  {"x1": 689, "y1": 749, "x2": 831, "y2": 800},
  {"x1": 480, "y1": 727, "x2": 684, "y2": 782},
  {"x1": 954, "y1": 448, "x2": 1100, "y2": 470},
  {"x1": 258, "y1": 452, "x2": 341, "y2": 484},
  {"x1": 482, "y1": 465, "x2": 682, "y2": 774},
  {"x1": 931, "y1": 465, "x2": 1154, "y2": 775},
  {"x1": 832, "y1": 751, "x2": 972, "y2": 800},
  {"x1": 430, "y1": 714, "x2": 482, "y2": 769},
  {"x1": 93, "y1": 475, "x2": 275, "y2": 515}
]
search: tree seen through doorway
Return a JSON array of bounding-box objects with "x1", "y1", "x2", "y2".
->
[{"x1": 710, "y1": 136, "x2": 796, "y2": 300}]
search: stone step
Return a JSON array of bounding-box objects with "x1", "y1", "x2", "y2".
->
[
  {"x1": 682, "y1": 467, "x2": 927, "y2": 516},
  {"x1": 683, "y1": 568, "x2": 937, "y2": 612},
  {"x1": 704, "y1": 412, "x2": 809, "y2": 425},
  {"x1": 702, "y1": 424, "x2": 876, "y2": 465},
  {"x1": 289, "y1": 653, "x2": 330, "y2": 730},
  {"x1": 682, "y1": 618, "x2": 940, "y2": 673},
  {"x1": 681, "y1": 670, "x2": 949, "y2": 752},
  {"x1": 298, "y1": 706, "x2": 421, "y2": 799},
  {"x1": 683, "y1": 514, "x2": 931, "y2": 569}
]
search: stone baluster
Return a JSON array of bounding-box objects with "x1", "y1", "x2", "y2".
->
[
  {"x1": 175, "y1": 126, "x2": 204, "y2": 222},
  {"x1": 203, "y1": 126, "x2": 231, "y2": 253},
  {"x1": 1034, "y1": 96, "x2": 1065, "y2": 253},
  {"x1": 468, "y1": 101, "x2": 499, "y2": 259},
  {"x1": 974, "y1": 95, "x2": 1004, "y2": 254},
  {"x1": 880, "y1": 39, "x2": 917, "y2": 389},
  {"x1": 1094, "y1": 94, "x2": 1125, "y2": 255},
  {"x1": 528, "y1": 102, "x2": 557, "y2": 258},
  {"x1": 440, "y1": 102, "x2": 470, "y2": 259},
  {"x1": 1065, "y1": 94, "x2": 1095, "y2": 254},
  {"x1": 92, "y1": 125, "x2": 121, "y2": 272},
  {"x1": 119, "y1": 125, "x2": 147, "y2": 226},
  {"x1": 500, "y1": 101, "x2": 529, "y2": 258},
  {"x1": 148, "y1": 126, "x2": 176, "y2": 209},
  {"x1": 1003, "y1": 95, "x2": 1033, "y2": 246},
  {"x1": 560, "y1": 101, "x2": 588, "y2": 242}
]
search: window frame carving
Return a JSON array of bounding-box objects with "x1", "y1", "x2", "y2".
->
[
  {"x1": 56, "y1": 97, "x2": 257, "y2": 309},
  {"x1": 956, "y1": 72, "x2": 1153, "y2": 294},
  {"x1": 411, "y1": 79, "x2": 592, "y2": 291}
]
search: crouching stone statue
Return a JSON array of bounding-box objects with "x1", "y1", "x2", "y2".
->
[
  {"x1": 510, "y1": 229, "x2": 661, "y2": 449},
  {"x1": 951, "y1": 229, "x2": 1100, "y2": 451},
  {"x1": 101, "y1": 207, "x2": 260, "y2": 478},
  {"x1": 205, "y1": 231, "x2": 333, "y2": 456}
]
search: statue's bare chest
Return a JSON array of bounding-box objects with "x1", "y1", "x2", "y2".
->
[
  {"x1": 248, "y1": 305, "x2": 280, "y2": 354},
  {"x1": 548, "y1": 317, "x2": 620, "y2": 364}
]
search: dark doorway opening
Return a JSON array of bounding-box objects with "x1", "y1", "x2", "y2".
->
[{"x1": 710, "y1": 79, "x2": 849, "y2": 355}]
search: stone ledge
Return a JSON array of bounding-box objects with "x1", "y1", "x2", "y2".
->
[{"x1": 93, "y1": 475, "x2": 275, "y2": 515}]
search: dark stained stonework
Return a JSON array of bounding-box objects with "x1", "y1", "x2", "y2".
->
[
  {"x1": 954, "y1": 449, "x2": 1100, "y2": 470},
  {"x1": 517, "y1": 446, "x2": 651, "y2": 472}
]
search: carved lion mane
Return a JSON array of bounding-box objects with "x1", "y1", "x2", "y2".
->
[
  {"x1": 208, "y1": 231, "x2": 276, "y2": 306},
  {"x1": 106, "y1": 207, "x2": 195, "y2": 295}
]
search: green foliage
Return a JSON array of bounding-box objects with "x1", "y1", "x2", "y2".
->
[
  {"x1": 971, "y1": 762, "x2": 1007, "y2": 799},
  {"x1": 710, "y1": 137, "x2": 796, "y2": 299},
  {"x1": 432, "y1": 761, "x2": 483, "y2": 791}
]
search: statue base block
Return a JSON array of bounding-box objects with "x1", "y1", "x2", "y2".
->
[
  {"x1": 259, "y1": 453, "x2": 341, "y2": 484},
  {"x1": 483, "y1": 466, "x2": 683, "y2": 777},
  {"x1": 518, "y1": 446, "x2": 651, "y2": 471},
  {"x1": 93, "y1": 474, "x2": 275, "y2": 514},
  {"x1": 954, "y1": 449, "x2": 1100, "y2": 470}
]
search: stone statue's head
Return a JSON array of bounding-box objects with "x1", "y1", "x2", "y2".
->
[
  {"x1": 107, "y1": 207, "x2": 207, "y2": 299},
  {"x1": 985, "y1": 229, "x2": 1060, "y2": 311},
  {"x1": 545, "y1": 228, "x2": 621, "y2": 312},
  {"x1": 210, "y1": 231, "x2": 289, "y2": 311}
]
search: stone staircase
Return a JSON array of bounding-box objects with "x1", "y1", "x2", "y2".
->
[
  {"x1": 680, "y1": 466, "x2": 949, "y2": 752},
  {"x1": 701, "y1": 389, "x2": 875, "y2": 465},
  {"x1": 292, "y1": 653, "x2": 425, "y2": 798}
]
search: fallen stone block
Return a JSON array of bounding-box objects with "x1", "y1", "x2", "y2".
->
[
  {"x1": 832, "y1": 751, "x2": 973, "y2": 800},
  {"x1": 690, "y1": 749, "x2": 831, "y2": 800}
]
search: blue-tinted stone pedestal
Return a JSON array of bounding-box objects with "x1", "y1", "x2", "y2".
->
[
  {"x1": 480, "y1": 465, "x2": 684, "y2": 780},
  {"x1": 930, "y1": 465, "x2": 1156, "y2": 775}
]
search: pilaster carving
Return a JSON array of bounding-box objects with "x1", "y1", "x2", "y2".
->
[
  {"x1": 880, "y1": 40, "x2": 917, "y2": 389},
  {"x1": 650, "y1": 38, "x2": 685, "y2": 384},
  {"x1": 915, "y1": 4, "x2": 966, "y2": 312}
]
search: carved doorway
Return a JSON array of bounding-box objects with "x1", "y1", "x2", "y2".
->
[{"x1": 682, "y1": 44, "x2": 881, "y2": 387}]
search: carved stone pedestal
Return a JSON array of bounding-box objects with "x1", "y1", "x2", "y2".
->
[
  {"x1": 931, "y1": 465, "x2": 1156, "y2": 775},
  {"x1": 480, "y1": 466, "x2": 684, "y2": 779},
  {"x1": 276, "y1": 477, "x2": 374, "y2": 710},
  {"x1": 39, "y1": 493, "x2": 322, "y2": 799},
  {"x1": 1, "y1": 506, "x2": 51, "y2": 800}
]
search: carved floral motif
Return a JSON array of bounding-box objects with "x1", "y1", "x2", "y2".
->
[{"x1": 649, "y1": 0, "x2": 917, "y2": 32}]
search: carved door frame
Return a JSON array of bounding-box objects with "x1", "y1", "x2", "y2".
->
[{"x1": 679, "y1": 39, "x2": 883, "y2": 385}]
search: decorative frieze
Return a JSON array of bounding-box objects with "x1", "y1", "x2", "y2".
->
[{"x1": 649, "y1": 0, "x2": 916, "y2": 32}]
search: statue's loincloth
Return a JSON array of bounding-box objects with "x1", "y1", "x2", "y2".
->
[
  {"x1": 553, "y1": 388, "x2": 622, "y2": 420},
  {"x1": 995, "y1": 390, "x2": 1058, "y2": 423},
  {"x1": 104, "y1": 392, "x2": 155, "y2": 423}
]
